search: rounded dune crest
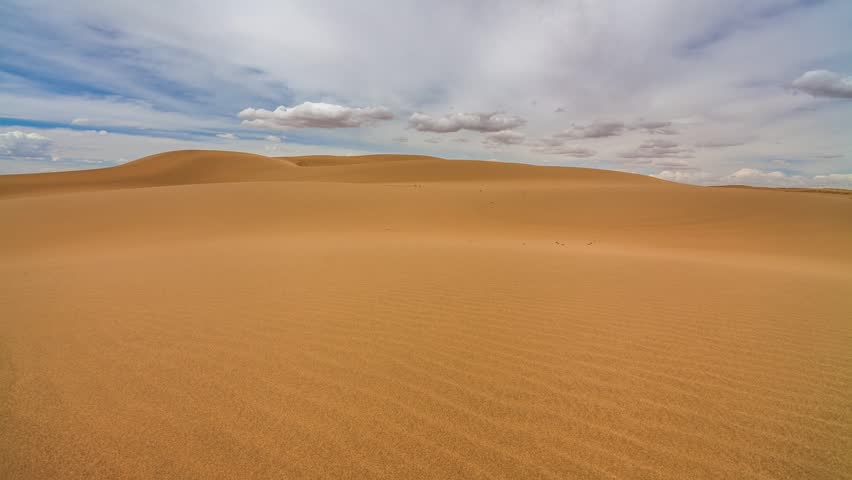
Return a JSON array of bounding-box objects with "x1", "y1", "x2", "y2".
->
[{"x1": 1, "y1": 150, "x2": 666, "y2": 198}]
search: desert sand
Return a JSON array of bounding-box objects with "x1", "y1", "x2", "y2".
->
[{"x1": 1, "y1": 150, "x2": 851, "y2": 479}]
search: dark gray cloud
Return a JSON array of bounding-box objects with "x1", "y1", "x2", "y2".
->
[{"x1": 409, "y1": 112, "x2": 525, "y2": 133}]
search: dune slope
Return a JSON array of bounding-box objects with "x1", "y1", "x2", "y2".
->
[{"x1": 1, "y1": 151, "x2": 851, "y2": 480}]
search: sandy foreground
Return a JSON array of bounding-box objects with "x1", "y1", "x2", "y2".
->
[{"x1": 1, "y1": 151, "x2": 851, "y2": 479}]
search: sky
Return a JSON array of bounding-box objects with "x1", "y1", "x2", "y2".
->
[{"x1": 1, "y1": 0, "x2": 851, "y2": 187}]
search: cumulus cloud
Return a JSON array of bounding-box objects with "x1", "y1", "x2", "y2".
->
[
  {"x1": 620, "y1": 139, "x2": 693, "y2": 159},
  {"x1": 0, "y1": 130, "x2": 53, "y2": 160},
  {"x1": 556, "y1": 121, "x2": 626, "y2": 139},
  {"x1": 239, "y1": 102, "x2": 394, "y2": 130},
  {"x1": 408, "y1": 112, "x2": 525, "y2": 133},
  {"x1": 483, "y1": 130, "x2": 526, "y2": 147},
  {"x1": 216, "y1": 133, "x2": 238, "y2": 139},
  {"x1": 792, "y1": 70, "x2": 852, "y2": 99},
  {"x1": 652, "y1": 170, "x2": 712, "y2": 184},
  {"x1": 71, "y1": 118, "x2": 89, "y2": 125},
  {"x1": 265, "y1": 135, "x2": 282, "y2": 142},
  {"x1": 725, "y1": 168, "x2": 787, "y2": 183}
]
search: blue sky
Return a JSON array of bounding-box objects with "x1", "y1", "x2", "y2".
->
[{"x1": 1, "y1": 0, "x2": 851, "y2": 186}]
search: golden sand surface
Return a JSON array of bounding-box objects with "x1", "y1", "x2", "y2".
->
[{"x1": 2, "y1": 151, "x2": 850, "y2": 479}]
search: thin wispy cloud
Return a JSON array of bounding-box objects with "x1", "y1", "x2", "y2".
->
[
  {"x1": 556, "y1": 121, "x2": 627, "y2": 139},
  {"x1": 620, "y1": 140, "x2": 694, "y2": 159}
]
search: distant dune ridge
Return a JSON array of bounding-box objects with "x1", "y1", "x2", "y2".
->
[{"x1": 1, "y1": 151, "x2": 851, "y2": 479}]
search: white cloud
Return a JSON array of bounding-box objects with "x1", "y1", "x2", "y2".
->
[
  {"x1": 792, "y1": 70, "x2": 852, "y2": 99},
  {"x1": 620, "y1": 139, "x2": 693, "y2": 159},
  {"x1": 216, "y1": 133, "x2": 238, "y2": 140},
  {"x1": 0, "y1": 130, "x2": 53, "y2": 160},
  {"x1": 652, "y1": 170, "x2": 712, "y2": 184},
  {"x1": 239, "y1": 102, "x2": 393, "y2": 130},
  {"x1": 424, "y1": 137, "x2": 441, "y2": 144},
  {"x1": 408, "y1": 112, "x2": 525, "y2": 133},
  {"x1": 265, "y1": 135, "x2": 282, "y2": 142},
  {"x1": 71, "y1": 117, "x2": 89, "y2": 125},
  {"x1": 726, "y1": 168, "x2": 786, "y2": 183}
]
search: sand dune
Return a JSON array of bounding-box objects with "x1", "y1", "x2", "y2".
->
[{"x1": 1, "y1": 151, "x2": 851, "y2": 479}]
